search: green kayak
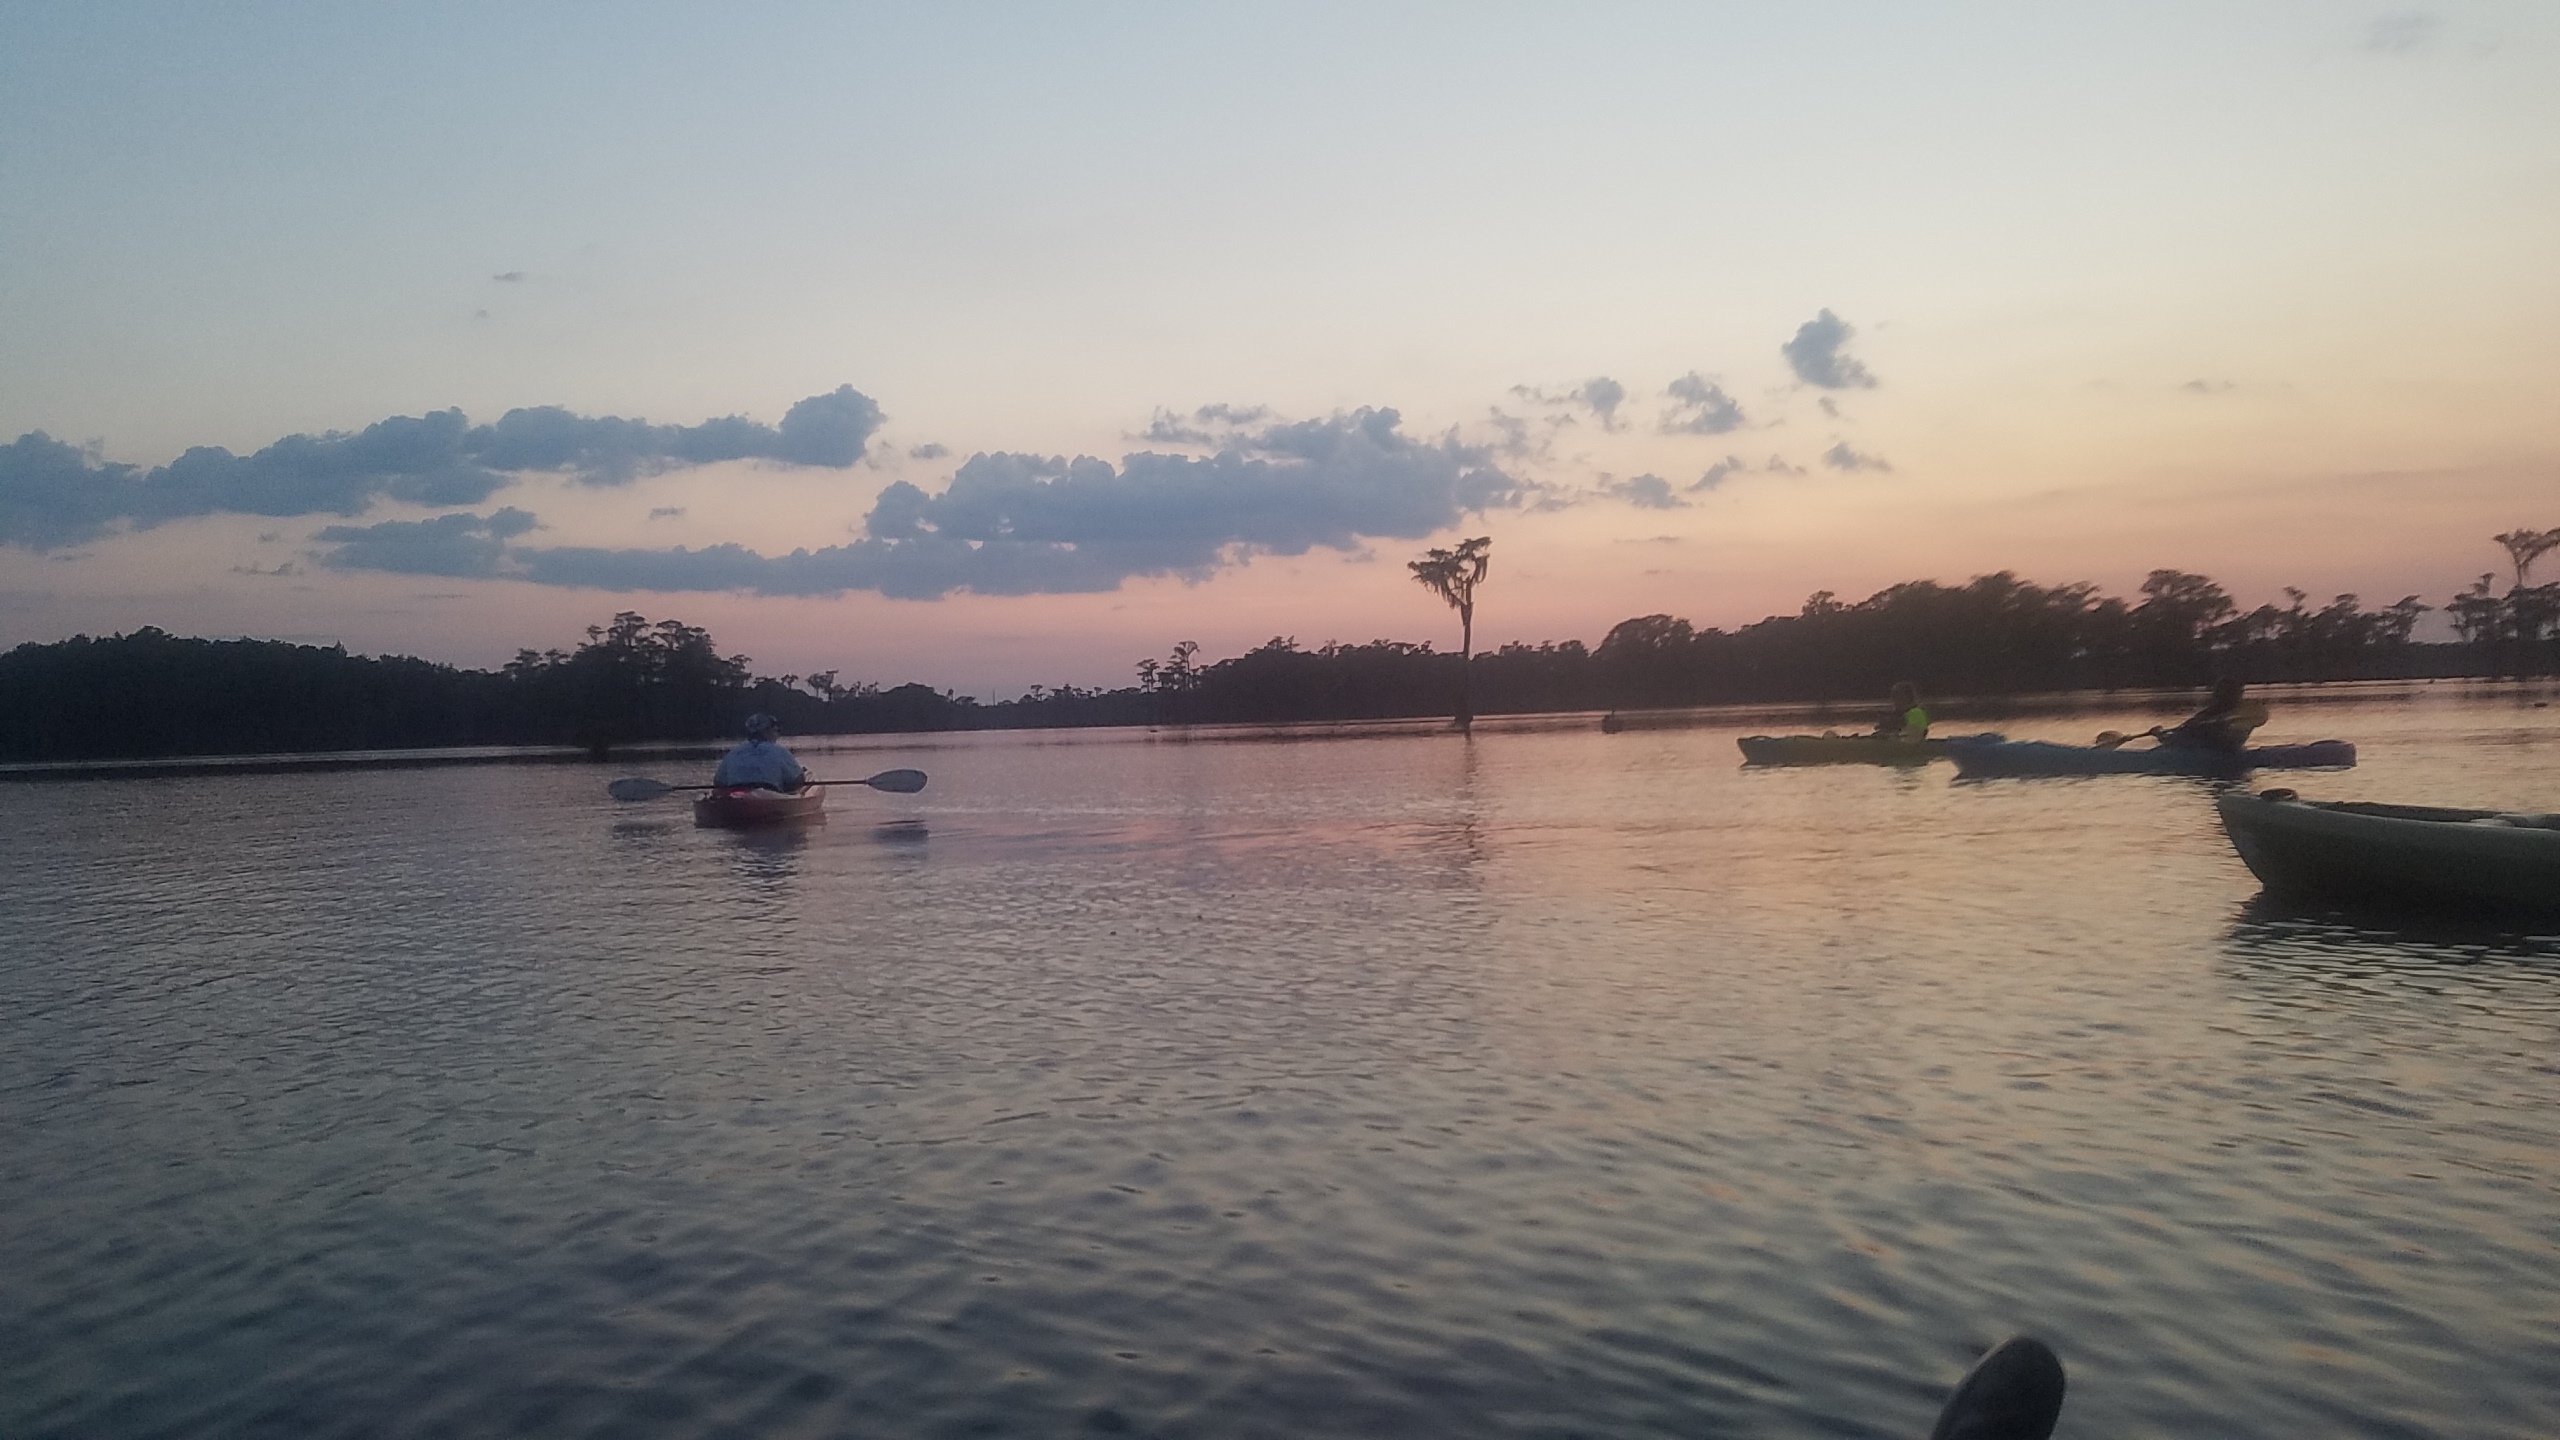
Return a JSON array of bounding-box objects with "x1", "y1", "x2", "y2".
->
[
  {"x1": 2216, "y1": 789, "x2": 2560, "y2": 914},
  {"x1": 1737, "y1": 733, "x2": 1986, "y2": 766}
]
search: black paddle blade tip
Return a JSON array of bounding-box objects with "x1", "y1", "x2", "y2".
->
[
  {"x1": 1927, "y1": 1336, "x2": 2065, "y2": 1440},
  {"x1": 866, "y1": 768, "x2": 928, "y2": 793}
]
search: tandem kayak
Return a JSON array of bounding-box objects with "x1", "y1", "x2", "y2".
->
[
  {"x1": 1945, "y1": 738, "x2": 2355, "y2": 778},
  {"x1": 2217, "y1": 790, "x2": 2560, "y2": 914},
  {"x1": 694, "y1": 785, "x2": 827, "y2": 827},
  {"x1": 1737, "y1": 733, "x2": 1998, "y2": 766}
]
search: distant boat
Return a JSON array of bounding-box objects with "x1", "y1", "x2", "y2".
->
[{"x1": 2217, "y1": 789, "x2": 2560, "y2": 913}]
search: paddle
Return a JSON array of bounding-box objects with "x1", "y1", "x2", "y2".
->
[{"x1": 608, "y1": 768, "x2": 928, "y2": 802}]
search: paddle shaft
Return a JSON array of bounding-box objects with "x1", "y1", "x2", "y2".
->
[
  {"x1": 656, "y1": 779, "x2": 881, "y2": 793},
  {"x1": 609, "y1": 767, "x2": 927, "y2": 800}
]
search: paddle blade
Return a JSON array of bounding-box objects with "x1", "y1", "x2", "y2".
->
[
  {"x1": 862, "y1": 768, "x2": 928, "y2": 793},
  {"x1": 608, "y1": 777, "x2": 675, "y2": 801},
  {"x1": 2092, "y1": 731, "x2": 2131, "y2": 749}
]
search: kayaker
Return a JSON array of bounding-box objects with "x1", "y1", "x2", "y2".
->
[
  {"x1": 2158, "y1": 678, "x2": 2253, "y2": 753},
  {"x1": 712, "y1": 713, "x2": 808, "y2": 791},
  {"x1": 1872, "y1": 681, "x2": 1930, "y2": 742}
]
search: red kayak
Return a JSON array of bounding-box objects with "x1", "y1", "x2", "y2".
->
[{"x1": 693, "y1": 785, "x2": 827, "y2": 828}]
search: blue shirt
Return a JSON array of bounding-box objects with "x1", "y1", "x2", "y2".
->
[{"x1": 712, "y1": 738, "x2": 806, "y2": 790}]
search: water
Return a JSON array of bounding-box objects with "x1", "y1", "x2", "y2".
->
[{"x1": 5, "y1": 687, "x2": 2557, "y2": 1438}]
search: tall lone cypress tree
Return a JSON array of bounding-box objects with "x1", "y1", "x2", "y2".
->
[{"x1": 1409, "y1": 536, "x2": 1491, "y2": 730}]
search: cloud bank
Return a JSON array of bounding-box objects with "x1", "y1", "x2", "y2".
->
[
  {"x1": 312, "y1": 508, "x2": 540, "y2": 578},
  {"x1": 1782, "y1": 310, "x2": 1877, "y2": 389},
  {"x1": 319, "y1": 407, "x2": 1524, "y2": 600},
  {"x1": 0, "y1": 387, "x2": 882, "y2": 550}
]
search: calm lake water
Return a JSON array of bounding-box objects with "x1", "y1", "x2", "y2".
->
[{"x1": 7, "y1": 686, "x2": 2559, "y2": 1439}]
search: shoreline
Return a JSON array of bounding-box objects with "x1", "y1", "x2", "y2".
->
[{"x1": 6, "y1": 676, "x2": 2553, "y2": 785}]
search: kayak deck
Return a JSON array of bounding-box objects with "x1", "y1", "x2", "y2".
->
[{"x1": 694, "y1": 785, "x2": 827, "y2": 827}]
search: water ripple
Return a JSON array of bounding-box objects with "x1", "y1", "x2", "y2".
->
[{"x1": 5, "y1": 702, "x2": 2559, "y2": 1436}]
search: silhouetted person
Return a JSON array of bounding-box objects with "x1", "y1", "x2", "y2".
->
[
  {"x1": 2158, "y1": 677, "x2": 2252, "y2": 753},
  {"x1": 1874, "y1": 681, "x2": 1930, "y2": 741},
  {"x1": 712, "y1": 713, "x2": 807, "y2": 791},
  {"x1": 1926, "y1": 1336, "x2": 2065, "y2": 1440}
]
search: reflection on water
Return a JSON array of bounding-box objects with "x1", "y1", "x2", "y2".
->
[
  {"x1": 2229, "y1": 894, "x2": 2560, "y2": 963},
  {"x1": 4, "y1": 690, "x2": 2558, "y2": 1439},
  {"x1": 718, "y1": 821, "x2": 813, "y2": 855},
  {"x1": 721, "y1": 824, "x2": 808, "y2": 899}
]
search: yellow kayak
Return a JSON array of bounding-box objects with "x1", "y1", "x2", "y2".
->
[{"x1": 1736, "y1": 734, "x2": 1959, "y2": 766}]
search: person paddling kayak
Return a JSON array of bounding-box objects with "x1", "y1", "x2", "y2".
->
[
  {"x1": 1873, "y1": 681, "x2": 1931, "y2": 742},
  {"x1": 2158, "y1": 678, "x2": 2258, "y2": 753},
  {"x1": 712, "y1": 713, "x2": 807, "y2": 791}
]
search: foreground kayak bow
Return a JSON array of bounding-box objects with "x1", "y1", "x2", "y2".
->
[{"x1": 2218, "y1": 789, "x2": 2560, "y2": 913}]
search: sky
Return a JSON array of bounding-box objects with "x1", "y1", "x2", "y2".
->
[{"x1": 3, "y1": 2, "x2": 2555, "y2": 696}]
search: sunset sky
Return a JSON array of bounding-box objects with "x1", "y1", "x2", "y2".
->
[{"x1": 4, "y1": 3, "x2": 2554, "y2": 695}]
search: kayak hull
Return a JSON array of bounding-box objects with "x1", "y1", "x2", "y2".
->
[
  {"x1": 1737, "y1": 734, "x2": 1986, "y2": 766},
  {"x1": 694, "y1": 785, "x2": 827, "y2": 827},
  {"x1": 2216, "y1": 791, "x2": 2560, "y2": 914},
  {"x1": 1946, "y1": 738, "x2": 2356, "y2": 778}
]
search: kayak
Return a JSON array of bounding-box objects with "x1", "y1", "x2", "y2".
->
[
  {"x1": 1737, "y1": 733, "x2": 1994, "y2": 766},
  {"x1": 694, "y1": 784, "x2": 827, "y2": 827},
  {"x1": 2217, "y1": 789, "x2": 2560, "y2": 913},
  {"x1": 1945, "y1": 738, "x2": 2355, "y2": 778}
]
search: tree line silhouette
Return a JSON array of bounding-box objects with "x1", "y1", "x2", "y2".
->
[{"x1": 3, "y1": 544, "x2": 2552, "y2": 763}]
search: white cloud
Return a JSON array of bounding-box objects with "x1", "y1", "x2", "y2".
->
[
  {"x1": 1782, "y1": 310, "x2": 1877, "y2": 389},
  {"x1": 1821, "y1": 442, "x2": 1891, "y2": 473},
  {"x1": 1596, "y1": 473, "x2": 1684, "y2": 509},
  {"x1": 1659, "y1": 373, "x2": 1747, "y2": 435}
]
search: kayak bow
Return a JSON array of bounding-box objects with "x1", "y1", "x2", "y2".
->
[{"x1": 2217, "y1": 790, "x2": 2560, "y2": 913}]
